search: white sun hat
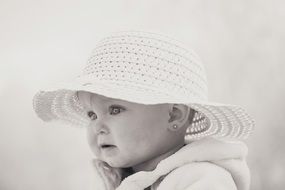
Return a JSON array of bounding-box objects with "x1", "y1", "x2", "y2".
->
[{"x1": 32, "y1": 30, "x2": 254, "y2": 141}]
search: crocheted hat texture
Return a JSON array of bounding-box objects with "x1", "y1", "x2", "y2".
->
[{"x1": 33, "y1": 31, "x2": 254, "y2": 141}]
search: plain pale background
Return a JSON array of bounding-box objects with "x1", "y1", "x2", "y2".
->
[{"x1": 1, "y1": 0, "x2": 284, "y2": 189}]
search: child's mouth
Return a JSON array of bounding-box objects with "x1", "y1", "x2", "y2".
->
[
  {"x1": 100, "y1": 144, "x2": 117, "y2": 155},
  {"x1": 100, "y1": 144, "x2": 116, "y2": 149}
]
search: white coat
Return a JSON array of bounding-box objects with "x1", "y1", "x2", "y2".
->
[{"x1": 92, "y1": 138, "x2": 250, "y2": 190}]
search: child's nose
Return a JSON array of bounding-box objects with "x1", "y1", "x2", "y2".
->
[{"x1": 90, "y1": 118, "x2": 110, "y2": 135}]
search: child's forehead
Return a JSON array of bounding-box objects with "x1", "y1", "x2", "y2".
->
[
  {"x1": 77, "y1": 91, "x2": 170, "y2": 109},
  {"x1": 77, "y1": 91, "x2": 127, "y2": 105}
]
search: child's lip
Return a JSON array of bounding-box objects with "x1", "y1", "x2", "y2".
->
[
  {"x1": 99, "y1": 144, "x2": 116, "y2": 148},
  {"x1": 100, "y1": 145, "x2": 117, "y2": 155}
]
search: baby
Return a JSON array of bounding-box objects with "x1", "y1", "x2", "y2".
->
[{"x1": 33, "y1": 31, "x2": 254, "y2": 190}]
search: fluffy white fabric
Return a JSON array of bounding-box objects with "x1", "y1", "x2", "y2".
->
[{"x1": 92, "y1": 137, "x2": 250, "y2": 190}]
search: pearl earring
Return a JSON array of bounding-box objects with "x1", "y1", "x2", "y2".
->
[{"x1": 172, "y1": 125, "x2": 178, "y2": 129}]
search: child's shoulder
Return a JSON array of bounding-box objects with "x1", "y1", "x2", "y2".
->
[{"x1": 156, "y1": 162, "x2": 236, "y2": 190}]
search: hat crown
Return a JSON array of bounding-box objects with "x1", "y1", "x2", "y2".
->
[{"x1": 78, "y1": 31, "x2": 208, "y2": 102}]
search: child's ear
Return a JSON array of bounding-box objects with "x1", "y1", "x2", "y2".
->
[{"x1": 168, "y1": 104, "x2": 191, "y2": 129}]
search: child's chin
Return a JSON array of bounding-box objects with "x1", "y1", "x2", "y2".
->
[{"x1": 105, "y1": 160, "x2": 131, "y2": 168}]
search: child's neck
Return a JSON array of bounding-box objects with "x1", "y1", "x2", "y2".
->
[{"x1": 131, "y1": 143, "x2": 185, "y2": 173}]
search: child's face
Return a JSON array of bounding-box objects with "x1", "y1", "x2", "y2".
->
[{"x1": 77, "y1": 91, "x2": 184, "y2": 169}]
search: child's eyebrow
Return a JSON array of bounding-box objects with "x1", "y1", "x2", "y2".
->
[
  {"x1": 88, "y1": 96, "x2": 129, "y2": 110},
  {"x1": 109, "y1": 104, "x2": 127, "y2": 109},
  {"x1": 92, "y1": 94, "x2": 131, "y2": 105}
]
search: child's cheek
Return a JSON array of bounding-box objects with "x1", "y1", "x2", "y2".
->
[
  {"x1": 86, "y1": 128, "x2": 101, "y2": 156},
  {"x1": 92, "y1": 146, "x2": 101, "y2": 156},
  {"x1": 89, "y1": 141, "x2": 101, "y2": 157}
]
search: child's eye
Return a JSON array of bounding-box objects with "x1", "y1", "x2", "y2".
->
[
  {"x1": 109, "y1": 106, "x2": 124, "y2": 115},
  {"x1": 87, "y1": 111, "x2": 97, "y2": 120}
]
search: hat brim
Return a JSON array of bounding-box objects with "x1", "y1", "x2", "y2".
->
[{"x1": 33, "y1": 78, "x2": 254, "y2": 140}]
